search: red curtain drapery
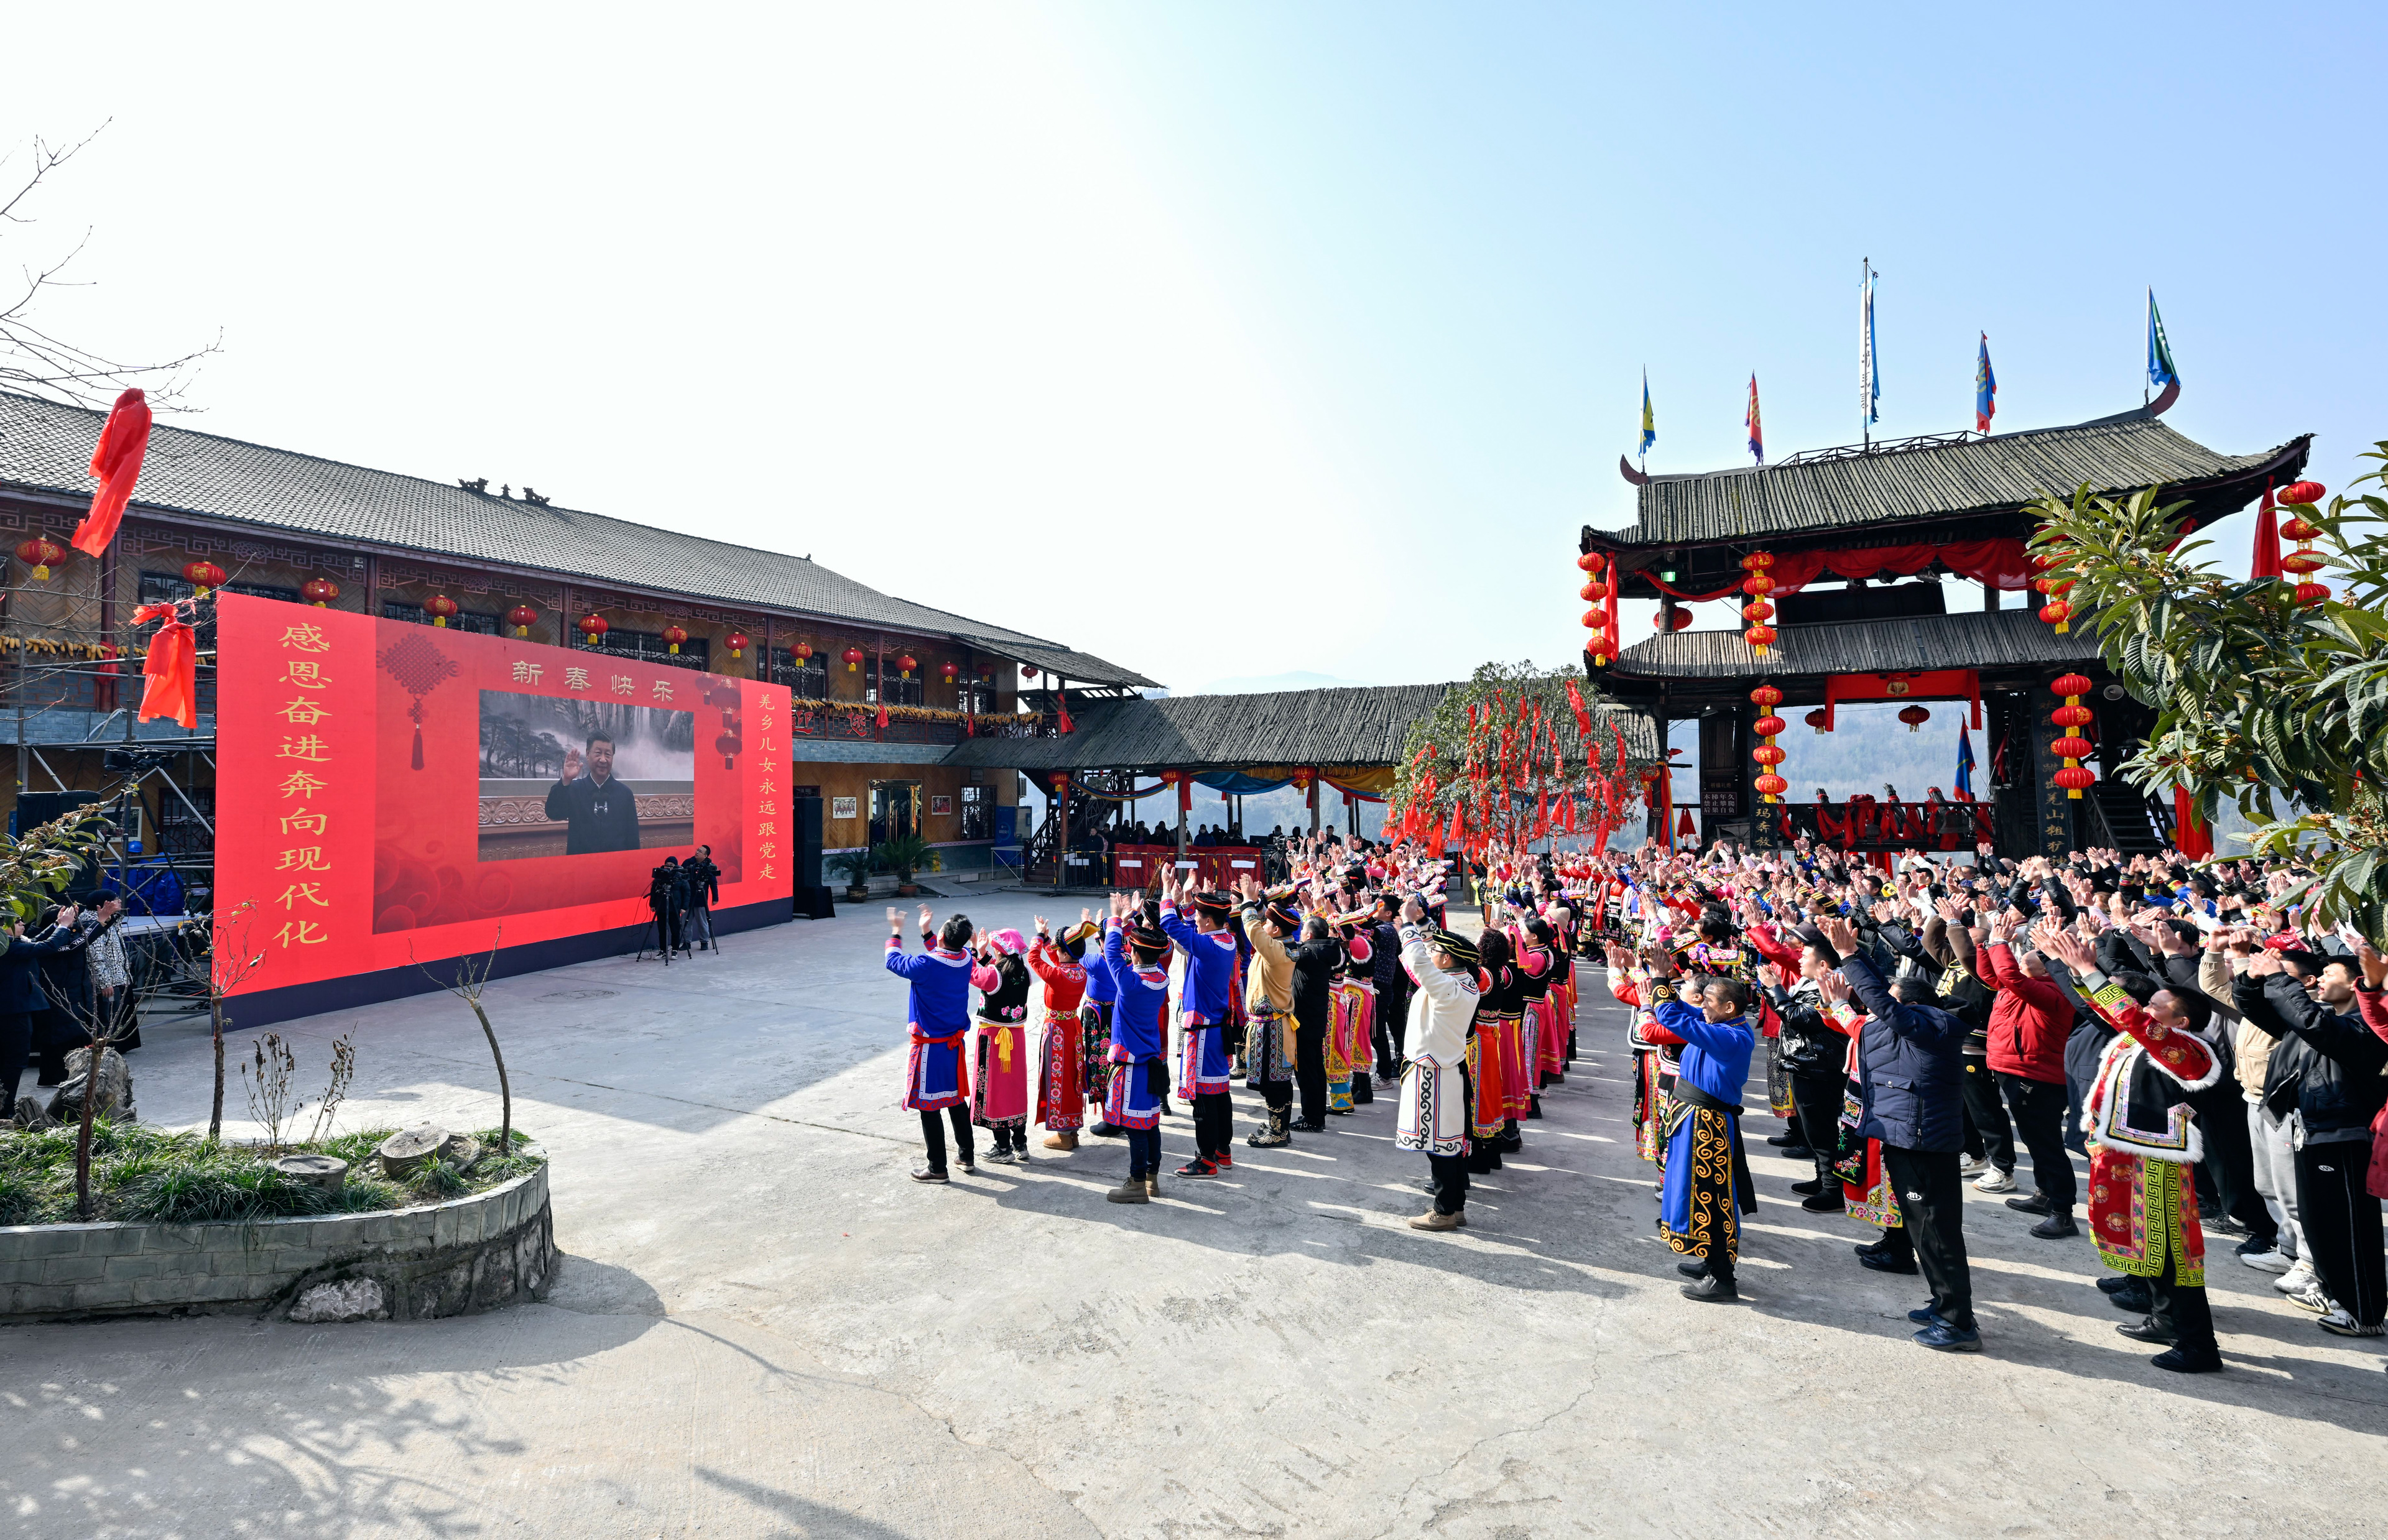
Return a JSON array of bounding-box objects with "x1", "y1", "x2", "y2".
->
[
  {"x1": 1631, "y1": 537, "x2": 2034, "y2": 604},
  {"x1": 2175, "y1": 789, "x2": 2214, "y2": 860},
  {"x1": 1821, "y1": 668, "x2": 1982, "y2": 732}
]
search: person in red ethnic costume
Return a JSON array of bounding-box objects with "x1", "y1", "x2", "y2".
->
[{"x1": 1031, "y1": 915, "x2": 1096, "y2": 1150}]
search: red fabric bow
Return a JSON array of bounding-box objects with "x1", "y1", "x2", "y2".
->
[
  {"x1": 131, "y1": 601, "x2": 197, "y2": 730},
  {"x1": 73, "y1": 389, "x2": 153, "y2": 558}
]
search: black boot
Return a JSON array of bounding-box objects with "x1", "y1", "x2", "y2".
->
[{"x1": 1682, "y1": 1266, "x2": 1739, "y2": 1303}]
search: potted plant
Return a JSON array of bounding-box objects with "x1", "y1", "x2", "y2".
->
[
  {"x1": 830, "y1": 849, "x2": 873, "y2": 901},
  {"x1": 872, "y1": 832, "x2": 938, "y2": 897}
]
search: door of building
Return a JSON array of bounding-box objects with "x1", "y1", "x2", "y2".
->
[{"x1": 869, "y1": 780, "x2": 920, "y2": 847}]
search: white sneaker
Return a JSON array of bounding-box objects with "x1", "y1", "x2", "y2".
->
[
  {"x1": 2275, "y1": 1259, "x2": 2318, "y2": 1294},
  {"x1": 2319, "y1": 1306, "x2": 2387, "y2": 1338},
  {"x1": 2285, "y1": 1280, "x2": 2333, "y2": 1314},
  {"x1": 1973, "y1": 1169, "x2": 2017, "y2": 1194},
  {"x1": 2240, "y1": 1244, "x2": 2294, "y2": 1274},
  {"x1": 1958, "y1": 1156, "x2": 1991, "y2": 1178}
]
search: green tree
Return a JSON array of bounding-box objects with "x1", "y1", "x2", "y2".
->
[{"x1": 2025, "y1": 451, "x2": 2388, "y2": 939}]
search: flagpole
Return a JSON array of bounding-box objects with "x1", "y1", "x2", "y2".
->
[{"x1": 1860, "y1": 256, "x2": 1871, "y2": 451}]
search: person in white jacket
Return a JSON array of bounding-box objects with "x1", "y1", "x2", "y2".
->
[{"x1": 1394, "y1": 895, "x2": 1483, "y2": 1232}]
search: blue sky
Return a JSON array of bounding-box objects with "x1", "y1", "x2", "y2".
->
[{"x1": 8, "y1": 3, "x2": 2380, "y2": 705}]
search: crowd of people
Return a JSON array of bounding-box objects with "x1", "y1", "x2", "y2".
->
[
  {"x1": 0, "y1": 892, "x2": 137, "y2": 1123},
  {"x1": 879, "y1": 825, "x2": 2388, "y2": 1375}
]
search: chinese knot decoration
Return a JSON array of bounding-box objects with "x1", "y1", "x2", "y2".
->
[
  {"x1": 1741, "y1": 553, "x2": 1777, "y2": 658},
  {"x1": 181, "y1": 559, "x2": 225, "y2": 597},
  {"x1": 2050, "y1": 672, "x2": 2096, "y2": 800},
  {"x1": 301, "y1": 577, "x2": 340, "y2": 608},
  {"x1": 2279, "y1": 481, "x2": 2330, "y2": 607},
  {"x1": 579, "y1": 613, "x2": 609, "y2": 645},
  {"x1": 2034, "y1": 547, "x2": 2075, "y2": 634},
  {"x1": 507, "y1": 604, "x2": 539, "y2": 637},
  {"x1": 1749, "y1": 684, "x2": 1787, "y2": 803},
  {"x1": 425, "y1": 594, "x2": 460, "y2": 628},
  {"x1": 16, "y1": 537, "x2": 65, "y2": 581}
]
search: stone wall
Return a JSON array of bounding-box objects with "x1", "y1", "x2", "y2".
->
[{"x1": 0, "y1": 1160, "x2": 552, "y2": 1323}]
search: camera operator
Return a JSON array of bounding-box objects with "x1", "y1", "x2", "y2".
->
[
  {"x1": 649, "y1": 855, "x2": 690, "y2": 956},
  {"x1": 683, "y1": 844, "x2": 722, "y2": 952}
]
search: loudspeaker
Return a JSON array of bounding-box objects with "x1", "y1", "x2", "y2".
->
[{"x1": 794, "y1": 796, "x2": 824, "y2": 889}]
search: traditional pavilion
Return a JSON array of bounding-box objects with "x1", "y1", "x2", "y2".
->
[
  {"x1": 946, "y1": 682, "x2": 1659, "y2": 885},
  {"x1": 1579, "y1": 407, "x2": 2310, "y2": 859}
]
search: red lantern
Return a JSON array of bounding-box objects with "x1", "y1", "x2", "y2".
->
[
  {"x1": 1742, "y1": 598, "x2": 1774, "y2": 624},
  {"x1": 1589, "y1": 628, "x2": 1618, "y2": 664},
  {"x1": 1576, "y1": 552, "x2": 1601, "y2": 573},
  {"x1": 182, "y1": 559, "x2": 225, "y2": 597},
  {"x1": 2280, "y1": 517, "x2": 2320, "y2": 542},
  {"x1": 1897, "y1": 704, "x2": 1931, "y2": 733},
  {"x1": 1753, "y1": 714, "x2": 1787, "y2": 737},
  {"x1": 2055, "y1": 763, "x2": 2098, "y2": 795},
  {"x1": 2295, "y1": 581, "x2": 2332, "y2": 607},
  {"x1": 940, "y1": 662, "x2": 959, "y2": 684},
  {"x1": 579, "y1": 613, "x2": 609, "y2": 645},
  {"x1": 663, "y1": 624, "x2": 688, "y2": 655},
  {"x1": 1752, "y1": 744, "x2": 1785, "y2": 767},
  {"x1": 1290, "y1": 767, "x2": 1315, "y2": 793},
  {"x1": 301, "y1": 577, "x2": 340, "y2": 607},
  {"x1": 507, "y1": 604, "x2": 539, "y2": 637},
  {"x1": 1743, "y1": 624, "x2": 1777, "y2": 652},
  {"x1": 2280, "y1": 551, "x2": 2324, "y2": 576},
  {"x1": 2050, "y1": 735, "x2": 2093, "y2": 762},
  {"x1": 2052, "y1": 703, "x2": 2094, "y2": 728},
  {"x1": 1581, "y1": 607, "x2": 1605, "y2": 629},
  {"x1": 16, "y1": 537, "x2": 64, "y2": 581},
  {"x1": 1579, "y1": 581, "x2": 1606, "y2": 602},
  {"x1": 1805, "y1": 708, "x2": 1830, "y2": 734},
  {"x1": 1754, "y1": 772, "x2": 1789, "y2": 798},
  {"x1": 794, "y1": 641, "x2": 813, "y2": 668},
  {"x1": 1750, "y1": 685, "x2": 1783, "y2": 709},
  {"x1": 2280, "y1": 481, "x2": 2326, "y2": 505},
  {"x1": 715, "y1": 732, "x2": 743, "y2": 768},
  {"x1": 1048, "y1": 771, "x2": 1070, "y2": 791},
  {"x1": 2050, "y1": 673, "x2": 2094, "y2": 798},
  {"x1": 2039, "y1": 599, "x2": 2072, "y2": 632},
  {"x1": 897, "y1": 654, "x2": 916, "y2": 679},
  {"x1": 2052, "y1": 673, "x2": 2093, "y2": 699},
  {"x1": 426, "y1": 594, "x2": 460, "y2": 629},
  {"x1": 722, "y1": 631, "x2": 749, "y2": 660},
  {"x1": 844, "y1": 647, "x2": 865, "y2": 673},
  {"x1": 1741, "y1": 552, "x2": 1775, "y2": 572},
  {"x1": 1740, "y1": 573, "x2": 1775, "y2": 597},
  {"x1": 1654, "y1": 609, "x2": 1691, "y2": 630}
]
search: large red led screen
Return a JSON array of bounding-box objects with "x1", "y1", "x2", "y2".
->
[{"x1": 215, "y1": 595, "x2": 793, "y2": 995}]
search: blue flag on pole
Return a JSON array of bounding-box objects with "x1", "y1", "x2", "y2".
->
[
  {"x1": 2147, "y1": 288, "x2": 2178, "y2": 389},
  {"x1": 1639, "y1": 369, "x2": 1655, "y2": 458},
  {"x1": 1975, "y1": 333, "x2": 1996, "y2": 433},
  {"x1": 1955, "y1": 724, "x2": 1976, "y2": 799}
]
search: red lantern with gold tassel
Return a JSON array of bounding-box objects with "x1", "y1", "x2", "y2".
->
[
  {"x1": 579, "y1": 613, "x2": 609, "y2": 645},
  {"x1": 181, "y1": 559, "x2": 224, "y2": 597},
  {"x1": 301, "y1": 577, "x2": 340, "y2": 607},
  {"x1": 1897, "y1": 704, "x2": 1931, "y2": 733},
  {"x1": 425, "y1": 595, "x2": 460, "y2": 628},
  {"x1": 2050, "y1": 673, "x2": 2094, "y2": 798},
  {"x1": 1740, "y1": 553, "x2": 1777, "y2": 658},
  {"x1": 663, "y1": 624, "x2": 688, "y2": 655},
  {"x1": 1750, "y1": 685, "x2": 1786, "y2": 804},
  {"x1": 724, "y1": 630, "x2": 749, "y2": 659},
  {"x1": 16, "y1": 537, "x2": 65, "y2": 581},
  {"x1": 507, "y1": 604, "x2": 539, "y2": 637},
  {"x1": 1805, "y1": 707, "x2": 1830, "y2": 734},
  {"x1": 2033, "y1": 548, "x2": 2075, "y2": 633}
]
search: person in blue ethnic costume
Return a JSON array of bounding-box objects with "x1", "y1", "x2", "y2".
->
[
  {"x1": 1158, "y1": 876, "x2": 1240, "y2": 1178},
  {"x1": 1099, "y1": 890, "x2": 1172, "y2": 1204},
  {"x1": 885, "y1": 903, "x2": 978, "y2": 1183},
  {"x1": 1648, "y1": 954, "x2": 1759, "y2": 1303}
]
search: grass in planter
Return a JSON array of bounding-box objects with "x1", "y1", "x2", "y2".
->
[{"x1": 0, "y1": 1120, "x2": 545, "y2": 1227}]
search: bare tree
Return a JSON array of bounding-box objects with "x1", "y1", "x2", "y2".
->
[
  {"x1": 2, "y1": 124, "x2": 219, "y2": 407},
  {"x1": 144, "y1": 899, "x2": 271, "y2": 1142},
  {"x1": 413, "y1": 931, "x2": 515, "y2": 1148}
]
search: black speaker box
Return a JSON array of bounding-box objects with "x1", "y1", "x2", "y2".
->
[{"x1": 794, "y1": 796, "x2": 824, "y2": 889}]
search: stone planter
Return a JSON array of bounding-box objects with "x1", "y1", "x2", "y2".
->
[{"x1": 0, "y1": 1151, "x2": 553, "y2": 1324}]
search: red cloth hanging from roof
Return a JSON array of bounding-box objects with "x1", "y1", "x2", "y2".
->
[
  {"x1": 2251, "y1": 482, "x2": 2282, "y2": 581},
  {"x1": 1631, "y1": 537, "x2": 2034, "y2": 602},
  {"x1": 72, "y1": 389, "x2": 152, "y2": 558},
  {"x1": 131, "y1": 601, "x2": 197, "y2": 730},
  {"x1": 2175, "y1": 789, "x2": 2214, "y2": 860}
]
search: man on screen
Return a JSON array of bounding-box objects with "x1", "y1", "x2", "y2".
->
[{"x1": 544, "y1": 733, "x2": 642, "y2": 854}]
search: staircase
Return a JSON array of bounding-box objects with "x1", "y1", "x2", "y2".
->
[{"x1": 2088, "y1": 779, "x2": 2170, "y2": 856}]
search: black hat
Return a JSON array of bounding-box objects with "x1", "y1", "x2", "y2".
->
[
  {"x1": 1127, "y1": 923, "x2": 1169, "y2": 953},
  {"x1": 1192, "y1": 890, "x2": 1234, "y2": 918},
  {"x1": 1264, "y1": 901, "x2": 1302, "y2": 933},
  {"x1": 1427, "y1": 929, "x2": 1478, "y2": 967}
]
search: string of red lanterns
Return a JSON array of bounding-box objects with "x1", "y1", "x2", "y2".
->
[
  {"x1": 2034, "y1": 546, "x2": 2075, "y2": 634},
  {"x1": 1741, "y1": 553, "x2": 1777, "y2": 657},
  {"x1": 2050, "y1": 672, "x2": 2096, "y2": 799},
  {"x1": 1749, "y1": 684, "x2": 1787, "y2": 803},
  {"x1": 1578, "y1": 551, "x2": 1617, "y2": 666},
  {"x1": 2279, "y1": 481, "x2": 2330, "y2": 607}
]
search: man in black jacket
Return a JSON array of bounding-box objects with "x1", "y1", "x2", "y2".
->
[
  {"x1": 1759, "y1": 924, "x2": 1848, "y2": 1214},
  {"x1": 1821, "y1": 915, "x2": 1982, "y2": 1353},
  {"x1": 1368, "y1": 898, "x2": 1407, "y2": 1084},
  {"x1": 2234, "y1": 952, "x2": 2387, "y2": 1335},
  {"x1": 544, "y1": 734, "x2": 643, "y2": 855},
  {"x1": 1287, "y1": 915, "x2": 1341, "y2": 1132},
  {"x1": 0, "y1": 905, "x2": 83, "y2": 1120}
]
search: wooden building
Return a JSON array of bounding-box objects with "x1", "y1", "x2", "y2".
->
[
  {"x1": 1581, "y1": 408, "x2": 2308, "y2": 857},
  {"x1": 0, "y1": 390, "x2": 1151, "y2": 885}
]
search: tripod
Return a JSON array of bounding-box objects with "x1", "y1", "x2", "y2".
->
[{"x1": 636, "y1": 897, "x2": 693, "y2": 963}]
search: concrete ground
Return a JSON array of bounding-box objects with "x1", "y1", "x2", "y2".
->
[{"x1": 5, "y1": 887, "x2": 2386, "y2": 1539}]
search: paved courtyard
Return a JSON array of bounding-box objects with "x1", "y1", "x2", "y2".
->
[{"x1": 6, "y1": 888, "x2": 2386, "y2": 1539}]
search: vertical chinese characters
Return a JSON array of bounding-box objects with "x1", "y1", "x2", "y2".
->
[{"x1": 274, "y1": 625, "x2": 336, "y2": 948}]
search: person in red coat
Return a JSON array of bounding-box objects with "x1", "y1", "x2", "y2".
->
[
  {"x1": 1030, "y1": 916, "x2": 1094, "y2": 1150},
  {"x1": 1963, "y1": 913, "x2": 2080, "y2": 1238}
]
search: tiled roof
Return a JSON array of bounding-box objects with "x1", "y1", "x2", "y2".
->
[
  {"x1": 0, "y1": 390, "x2": 1155, "y2": 688},
  {"x1": 1609, "y1": 607, "x2": 2101, "y2": 681},
  {"x1": 1594, "y1": 415, "x2": 2307, "y2": 548},
  {"x1": 943, "y1": 683, "x2": 1659, "y2": 770}
]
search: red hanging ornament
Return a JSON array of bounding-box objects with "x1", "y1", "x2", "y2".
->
[
  {"x1": 507, "y1": 604, "x2": 539, "y2": 638},
  {"x1": 843, "y1": 646, "x2": 865, "y2": 672},
  {"x1": 1897, "y1": 704, "x2": 1932, "y2": 732},
  {"x1": 301, "y1": 577, "x2": 340, "y2": 608},
  {"x1": 2279, "y1": 481, "x2": 2326, "y2": 506},
  {"x1": 940, "y1": 661, "x2": 958, "y2": 684},
  {"x1": 794, "y1": 641, "x2": 814, "y2": 668},
  {"x1": 16, "y1": 537, "x2": 65, "y2": 581},
  {"x1": 663, "y1": 624, "x2": 689, "y2": 655},
  {"x1": 724, "y1": 630, "x2": 749, "y2": 659},
  {"x1": 1805, "y1": 708, "x2": 1830, "y2": 733},
  {"x1": 2050, "y1": 674, "x2": 2094, "y2": 799},
  {"x1": 897, "y1": 654, "x2": 917, "y2": 678},
  {"x1": 425, "y1": 594, "x2": 460, "y2": 628},
  {"x1": 579, "y1": 614, "x2": 609, "y2": 645},
  {"x1": 182, "y1": 559, "x2": 225, "y2": 597}
]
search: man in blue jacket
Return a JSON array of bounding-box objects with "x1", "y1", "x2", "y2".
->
[{"x1": 1820, "y1": 915, "x2": 1982, "y2": 1353}]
